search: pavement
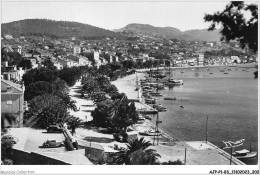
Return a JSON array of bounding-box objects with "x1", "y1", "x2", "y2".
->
[
  {"x1": 68, "y1": 80, "x2": 94, "y2": 122},
  {"x1": 6, "y1": 127, "x2": 92, "y2": 165}
]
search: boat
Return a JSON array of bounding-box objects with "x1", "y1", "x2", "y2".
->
[
  {"x1": 168, "y1": 78, "x2": 184, "y2": 85},
  {"x1": 136, "y1": 115, "x2": 146, "y2": 124},
  {"x1": 152, "y1": 74, "x2": 167, "y2": 79},
  {"x1": 232, "y1": 149, "x2": 257, "y2": 159},
  {"x1": 142, "y1": 86, "x2": 154, "y2": 91},
  {"x1": 149, "y1": 92, "x2": 163, "y2": 97},
  {"x1": 147, "y1": 96, "x2": 158, "y2": 100},
  {"x1": 144, "y1": 115, "x2": 152, "y2": 120},
  {"x1": 209, "y1": 72, "x2": 213, "y2": 74},
  {"x1": 145, "y1": 98, "x2": 156, "y2": 104},
  {"x1": 153, "y1": 104, "x2": 167, "y2": 112},
  {"x1": 224, "y1": 72, "x2": 229, "y2": 74},
  {"x1": 139, "y1": 129, "x2": 162, "y2": 136},
  {"x1": 164, "y1": 97, "x2": 176, "y2": 101},
  {"x1": 157, "y1": 107, "x2": 167, "y2": 112},
  {"x1": 143, "y1": 89, "x2": 154, "y2": 92},
  {"x1": 180, "y1": 98, "x2": 184, "y2": 108},
  {"x1": 153, "y1": 104, "x2": 162, "y2": 108}
]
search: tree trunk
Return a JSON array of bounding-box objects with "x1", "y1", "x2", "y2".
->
[{"x1": 72, "y1": 128, "x2": 76, "y2": 135}]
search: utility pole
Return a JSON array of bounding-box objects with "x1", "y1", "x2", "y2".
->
[
  {"x1": 184, "y1": 148, "x2": 187, "y2": 164},
  {"x1": 156, "y1": 112, "x2": 159, "y2": 145},
  {"x1": 230, "y1": 147, "x2": 233, "y2": 165},
  {"x1": 206, "y1": 116, "x2": 209, "y2": 143}
]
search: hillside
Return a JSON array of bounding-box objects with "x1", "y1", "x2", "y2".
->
[
  {"x1": 116, "y1": 23, "x2": 221, "y2": 41},
  {"x1": 1, "y1": 19, "x2": 119, "y2": 39}
]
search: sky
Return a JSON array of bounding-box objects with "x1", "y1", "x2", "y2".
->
[{"x1": 1, "y1": 0, "x2": 258, "y2": 31}]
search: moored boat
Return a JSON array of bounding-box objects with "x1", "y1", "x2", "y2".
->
[
  {"x1": 153, "y1": 104, "x2": 167, "y2": 111},
  {"x1": 144, "y1": 115, "x2": 152, "y2": 120},
  {"x1": 145, "y1": 98, "x2": 156, "y2": 104},
  {"x1": 139, "y1": 129, "x2": 162, "y2": 136},
  {"x1": 168, "y1": 78, "x2": 184, "y2": 85},
  {"x1": 150, "y1": 92, "x2": 163, "y2": 97},
  {"x1": 232, "y1": 149, "x2": 257, "y2": 159},
  {"x1": 164, "y1": 97, "x2": 176, "y2": 100}
]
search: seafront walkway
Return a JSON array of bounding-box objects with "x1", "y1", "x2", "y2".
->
[{"x1": 68, "y1": 80, "x2": 94, "y2": 122}]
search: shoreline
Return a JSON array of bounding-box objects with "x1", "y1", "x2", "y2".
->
[
  {"x1": 61, "y1": 73, "x2": 247, "y2": 164},
  {"x1": 111, "y1": 71, "x2": 247, "y2": 165}
]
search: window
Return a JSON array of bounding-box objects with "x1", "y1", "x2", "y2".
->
[
  {"x1": 7, "y1": 100, "x2": 12, "y2": 105},
  {"x1": 6, "y1": 86, "x2": 13, "y2": 92}
]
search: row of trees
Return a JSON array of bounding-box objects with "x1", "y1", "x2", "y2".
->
[
  {"x1": 79, "y1": 65, "x2": 139, "y2": 141},
  {"x1": 22, "y1": 63, "x2": 88, "y2": 129}
]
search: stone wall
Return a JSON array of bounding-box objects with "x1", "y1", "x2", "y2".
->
[{"x1": 12, "y1": 149, "x2": 69, "y2": 165}]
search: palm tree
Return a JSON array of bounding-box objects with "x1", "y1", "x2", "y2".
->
[
  {"x1": 126, "y1": 137, "x2": 152, "y2": 153},
  {"x1": 129, "y1": 148, "x2": 161, "y2": 165},
  {"x1": 113, "y1": 137, "x2": 160, "y2": 165},
  {"x1": 66, "y1": 116, "x2": 83, "y2": 135},
  {"x1": 56, "y1": 92, "x2": 77, "y2": 111}
]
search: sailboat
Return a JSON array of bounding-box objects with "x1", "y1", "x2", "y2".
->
[{"x1": 180, "y1": 98, "x2": 184, "y2": 108}]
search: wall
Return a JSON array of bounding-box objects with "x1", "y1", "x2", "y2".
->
[
  {"x1": 77, "y1": 140, "x2": 105, "y2": 163},
  {"x1": 84, "y1": 146, "x2": 104, "y2": 162},
  {"x1": 1, "y1": 94, "x2": 24, "y2": 127},
  {"x1": 12, "y1": 149, "x2": 69, "y2": 165}
]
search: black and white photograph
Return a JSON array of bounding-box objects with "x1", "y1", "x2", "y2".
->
[{"x1": 1, "y1": 0, "x2": 258, "y2": 174}]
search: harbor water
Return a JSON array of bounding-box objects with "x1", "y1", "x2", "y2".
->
[{"x1": 145, "y1": 66, "x2": 258, "y2": 165}]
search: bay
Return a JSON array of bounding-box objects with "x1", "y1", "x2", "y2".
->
[{"x1": 148, "y1": 66, "x2": 258, "y2": 165}]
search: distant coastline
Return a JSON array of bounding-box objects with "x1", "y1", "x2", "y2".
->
[{"x1": 136, "y1": 63, "x2": 258, "y2": 72}]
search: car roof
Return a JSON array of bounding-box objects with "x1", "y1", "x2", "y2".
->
[{"x1": 2, "y1": 135, "x2": 14, "y2": 138}]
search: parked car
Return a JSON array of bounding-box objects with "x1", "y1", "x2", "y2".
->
[
  {"x1": 46, "y1": 125, "x2": 63, "y2": 133},
  {"x1": 1, "y1": 135, "x2": 19, "y2": 144},
  {"x1": 42, "y1": 140, "x2": 64, "y2": 148}
]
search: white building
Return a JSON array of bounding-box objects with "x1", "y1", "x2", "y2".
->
[
  {"x1": 94, "y1": 51, "x2": 99, "y2": 61},
  {"x1": 73, "y1": 46, "x2": 81, "y2": 55},
  {"x1": 197, "y1": 54, "x2": 204, "y2": 66}
]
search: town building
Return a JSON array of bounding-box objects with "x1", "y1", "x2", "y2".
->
[
  {"x1": 197, "y1": 54, "x2": 204, "y2": 66},
  {"x1": 1, "y1": 79, "x2": 24, "y2": 127},
  {"x1": 12, "y1": 45, "x2": 22, "y2": 54},
  {"x1": 1, "y1": 61, "x2": 25, "y2": 82},
  {"x1": 73, "y1": 46, "x2": 81, "y2": 55},
  {"x1": 58, "y1": 58, "x2": 76, "y2": 68}
]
